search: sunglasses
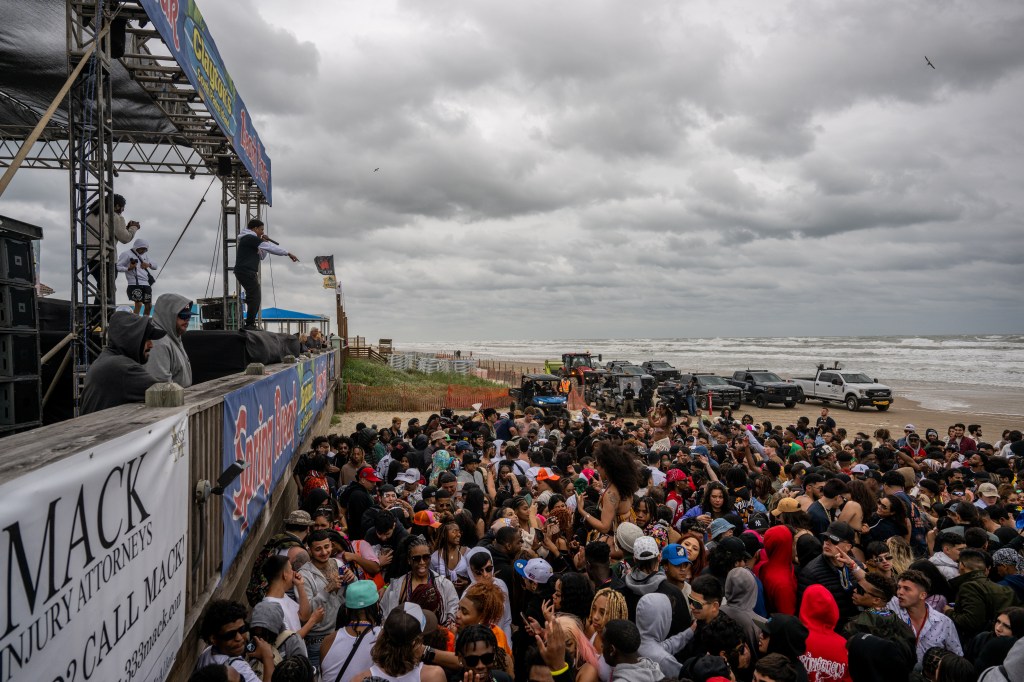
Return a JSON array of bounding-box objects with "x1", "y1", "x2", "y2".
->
[
  {"x1": 688, "y1": 597, "x2": 707, "y2": 610},
  {"x1": 463, "y1": 652, "x2": 496, "y2": 667},
  {"x1": 217, "y1": 622, "x2": 250, "y2": 640},
  {"x1": 474, "y1": 565, "x2": 494, "y2": 575},
  {"x1": 869, "y1": 554, "x2": 893, "y2": 563},
  {"x1": 409, "y1": 554, "x2": 431, "y2": 563}
]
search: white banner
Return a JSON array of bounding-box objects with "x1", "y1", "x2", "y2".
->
[{"x1": 0, "y1": 414, "x2": 189, "y2": 682}]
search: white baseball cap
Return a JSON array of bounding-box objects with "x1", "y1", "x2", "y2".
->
[
  {"x1": 514, "y1": 558, "x2": 553, "y2": 584},
  {"x1": 633, "y1": 536, "x2": 660, "y2": 561},
  {"x1": 851, "y1": 464, "x2": 869, "y2": 474},
  {"x1": 394, "y1": 468, "x2": 420, "y2": 484}
]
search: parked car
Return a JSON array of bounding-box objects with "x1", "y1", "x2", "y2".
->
[
  {"x1": 789, "y1": 364, "x2": 894, "y2": 412},
  {"x1": 642, "y1": 360, "x2": 682, "y2": 382},
  {"x1": 727, "y1": 370, "x2": 801, "y2": 408}
]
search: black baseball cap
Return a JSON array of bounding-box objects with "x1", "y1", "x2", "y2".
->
[
  {"x1": 821, "y1": 521, "x2": 855, "y2": 545},
  {"x1": 717, "y1": 536, "x2": 751, "y2": 559}
]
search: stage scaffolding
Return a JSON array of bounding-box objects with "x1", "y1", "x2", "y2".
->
[{"x1": 0, "y1": 0, "x2": 272, "y2": 414}]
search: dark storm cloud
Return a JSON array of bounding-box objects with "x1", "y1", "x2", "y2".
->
[{"x1": 8, "y1": 0, "x2": 1024, "y2": 340}]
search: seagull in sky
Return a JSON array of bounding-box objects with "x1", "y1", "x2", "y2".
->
[
  {"x1": 925, "y1": 56, "x2": 935, "y2": 69},
  {"x1": 374, "y1": 168, "x2": 380, "y2": 172}
]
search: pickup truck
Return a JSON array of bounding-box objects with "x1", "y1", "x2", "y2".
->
[
  {"x1": 789, "y1": 366, "x2": 894, "y2": 412},
  {"x1": 642, "y1": 360, "x2": 682, "y2": 382},
  {"x1": 727, "y1": 370, "x2": 801, "y2": 408},
  {"x1": 658, "y1": 373, "x2": 742, "y2": 411}
]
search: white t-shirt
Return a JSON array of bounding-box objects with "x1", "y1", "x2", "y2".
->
[
  {"x1": 263, "y1": 595, "x2": 301, "y2": 632},
  {"x1": 647, "y1": 465, "x2": 667, "y2": 487}
]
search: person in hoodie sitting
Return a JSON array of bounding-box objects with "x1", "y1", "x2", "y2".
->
[
  {"x1": 147, "y1": 293, "x2": 193, "y2": 387},
  {"x1": 621, "y1": 536, "x2": 691, "y2": 634},
  {"x1": 797, "y1": 585, "x2": 851, "y2": 682},
  {"x1": 81, "y1": 310, "x2": 166, "y2": 414}
]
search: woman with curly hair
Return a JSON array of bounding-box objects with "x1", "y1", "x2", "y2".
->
[
  {"x1": 553, "y1": 571, "x2": 595, "y2": 625},
  {"x1": 580, "y1": 442, "x2": 639, "y2": 535},
  {"x1": 379, "y1": 535, "x2": 459, "y2": 629},
  {"x1": 586, "y1": 587, "x2": 628, "y2": 653},
  {"x1": 679, "y1": 531, "x2": 708, "y2": 578},
  {"x1": 352, "y1": 608, "x2": 445, "y2": 682},
  {"x1": 682, "y1": 481, "x2": 735, "y2": 526},
  {"x1": 456, "y1": 582, "x2": 512, "y2": 657}
]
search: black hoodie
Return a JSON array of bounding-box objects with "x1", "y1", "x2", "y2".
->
[{"x1": 81, "y1": 311, "x2": 164, "y2": 414}]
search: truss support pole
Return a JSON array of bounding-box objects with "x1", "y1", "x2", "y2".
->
[{"x1": 67, "y1": 0, "x2": 116, "y2": 415}]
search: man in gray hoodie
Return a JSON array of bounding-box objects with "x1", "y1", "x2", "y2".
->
[
  {"x1": 622, "y1": 537, "x2": 691, "y2": 634},
  {"x1": 147, "y1": 293, "x2": 193, "y2": 387}
]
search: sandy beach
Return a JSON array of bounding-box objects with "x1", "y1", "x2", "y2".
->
[{"x1": 337, "y1": 358, "x2": 1022, "y2": 438}]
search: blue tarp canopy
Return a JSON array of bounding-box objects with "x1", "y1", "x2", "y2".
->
[{"x1": 260, "y1": 307, "x2": 323, "y2": 321}]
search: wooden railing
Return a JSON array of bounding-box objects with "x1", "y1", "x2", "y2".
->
[
  {"x1": 347, "y1": 345, "x2": 386, "y2": 363},
  {"x1": 0, "y1": 349, "x2": 343, "y2": 682}
]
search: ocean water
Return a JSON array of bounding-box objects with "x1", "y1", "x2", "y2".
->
[{"x1": 398, "y1": 335, "x2": 1024, "y2": 416}]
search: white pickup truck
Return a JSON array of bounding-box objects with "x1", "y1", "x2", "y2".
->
[{"x1": 789, "y1": 365, "x2": 895, "y2": 412}]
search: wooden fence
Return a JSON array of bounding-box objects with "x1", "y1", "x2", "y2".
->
[{"x1": 343, "y1": 384, "x2": 513, "y2": 412}]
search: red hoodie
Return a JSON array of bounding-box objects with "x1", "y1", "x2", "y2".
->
[
  {"x1": 756, "y1": 525, "x2": 797, "y2": 615},
  {"x1": 798, "y1": 584, "x2": 851, "y2": 682}
]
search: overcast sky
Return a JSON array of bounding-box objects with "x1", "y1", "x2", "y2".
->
[{"x1": 6, "y1": 0, "x2": 1024, "y2": 342}]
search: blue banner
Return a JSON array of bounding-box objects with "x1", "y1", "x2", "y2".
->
[
  {"x1": 297, "y1": 354, "x2": 331, "y2": 440},
  {"x1": 221, "y1": 367, "x2": 299, "y2": 570},
  {"x1": 139, "y1": 0, "x2": 273, "y2": 203}
]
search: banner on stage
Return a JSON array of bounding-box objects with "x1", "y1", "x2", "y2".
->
[
  {"x1": 139, "y1": 0, "x2": 273, "y2": 203},
  {"x1": 221, "y1": 368, "x2": 301, "y2": 570},
  {"x1": 314, "y1": 255, "x2": 335, "y2": 276},
  {"x1": 0, "y1": 414, "x2": 189, "y2": 682},
  {"x1": 323, "y1": 276, "x2": 336, "y2": 289},
  {"x1": 297, "y1": 354, "x2": 331, "y2": 440}
]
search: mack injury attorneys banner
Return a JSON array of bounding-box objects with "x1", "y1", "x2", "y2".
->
[
  {"x1": 0, "y1": 414, "x2": 189, "y2": 682},
  {"x1": 222, "y1": 355, "x2": 330, "y2": 570}
]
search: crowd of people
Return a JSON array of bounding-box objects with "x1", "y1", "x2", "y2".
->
[{"x1": 190, "y1": 404, "x2": 1024, "y2": 682}]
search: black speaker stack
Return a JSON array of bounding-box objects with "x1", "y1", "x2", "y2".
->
[{"x1": 0, "y1": 215, "x2": 42, "y2": 436}]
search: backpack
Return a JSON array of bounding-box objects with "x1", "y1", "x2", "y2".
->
[
  {"x1": 244, "y1": 533, "x2": 304, "y2": 607},
  {"x1": 246, "y1": 629, "x2": 297, "y2": 679}
]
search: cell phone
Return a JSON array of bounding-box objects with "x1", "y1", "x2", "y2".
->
[{"x1": 244, "y1": 640, "x2": 257, "y2": 654}]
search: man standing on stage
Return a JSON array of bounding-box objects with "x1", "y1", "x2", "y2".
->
[{"x1": 234, "y1": 218, "x2": 298, "y2": 330}]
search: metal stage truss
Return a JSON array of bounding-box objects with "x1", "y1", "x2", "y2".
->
[{"x1": 0, "y1": 0, "x2": 273, "y2": 415}]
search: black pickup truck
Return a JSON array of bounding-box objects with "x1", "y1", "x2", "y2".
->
[
  {"x1": 658, "y1": 373, "x2": 742, "y2": 410},
  {"x1": 727, "y1": 370, "x2": 801, "y2": 408},
  {"x1": 642, "y1": 360, "x2": 682, "y2": 382}
]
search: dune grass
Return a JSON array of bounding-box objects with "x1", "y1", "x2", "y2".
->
[{"x1": 342, "y1": 357, "x2": 501, "y2": 388}]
